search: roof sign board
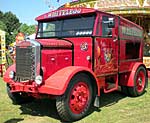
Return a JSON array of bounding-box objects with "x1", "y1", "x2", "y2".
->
[{"x1": 36, "y1": 8, "x2": 96, "y2": 21}]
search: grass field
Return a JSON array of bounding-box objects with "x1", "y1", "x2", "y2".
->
[{"x1": 0, "y1": 77, "x2": 150, "y2": 123}]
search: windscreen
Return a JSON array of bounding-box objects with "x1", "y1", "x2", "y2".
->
[{"x1": 36, "y1": 16, "x2": 95, "y2": 38}]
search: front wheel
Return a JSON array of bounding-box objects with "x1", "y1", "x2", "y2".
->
[
  {"x1": 128, "y1": 66, "x2": 147, "y2": 97},
  {"x1": 56, "y1": 73, "x2": 94, "y2": 122}
]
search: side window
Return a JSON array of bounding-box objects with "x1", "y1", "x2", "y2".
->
[
  {"x1": 102, "y1": 16, "x2": 112, "y2": 37},
  {"x1": 126, "y1": 42, "x2": 140, "y2": 59}
]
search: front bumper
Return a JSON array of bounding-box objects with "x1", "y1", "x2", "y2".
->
[{"x1": 4, "y1": 78, "x2": 64, "y2": 95}]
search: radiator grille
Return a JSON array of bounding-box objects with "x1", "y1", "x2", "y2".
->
[{"x1": 16, "y1": 46, "x2": 35, "y2": 81}]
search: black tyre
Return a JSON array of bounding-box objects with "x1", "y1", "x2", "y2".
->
[
  {"x1": 128, "y1": 66, "x2": 147, "y2": 97},
  {"x1": 56, "y1": 73, "x2": 94, "y2": 122},
  {"x1": 121, "y1": 86, "x2": 129, "y2": 95},
  {"x1": 7, "y1": 84, "x2": 34, "y2": 104}
]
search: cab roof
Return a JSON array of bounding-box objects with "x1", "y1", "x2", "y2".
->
[{"x1": 35, "y1": 7, "x2": 142, "y2": 30}]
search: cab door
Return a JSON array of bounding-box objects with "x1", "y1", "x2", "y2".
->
[{"x1": 94, "y1": 15, "x2": 119, "y2": 76}]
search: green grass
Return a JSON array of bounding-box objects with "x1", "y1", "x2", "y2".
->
[{"x1": 1, "y1": 77, "x2": 150, "y2": 123}]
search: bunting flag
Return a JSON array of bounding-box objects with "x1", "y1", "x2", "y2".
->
[{"x1": 57, "y1": 0, "x2": 60, "y2": 2}]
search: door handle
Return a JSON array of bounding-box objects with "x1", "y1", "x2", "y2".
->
[{"x1": 113, "y1": 37, "x2": 117, "y2": 42}]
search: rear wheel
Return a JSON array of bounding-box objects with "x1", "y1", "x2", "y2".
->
[
  {"x1": 128, "y1": 66, "x2": 147, "y2": 97},
  {"x1": 56, "y1": 73, "x2": 94, "y2": 122},
  {"x1": 7, "y1": 84, "x2": 34, "y2": 104}
]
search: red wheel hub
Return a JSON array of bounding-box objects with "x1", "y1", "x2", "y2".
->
[
  {"x1": 136, "y1": 71, "x2": 145, "y2": 93},
  {"x1": 69, "y1": 82, "x2": 90, "y2": 114}
]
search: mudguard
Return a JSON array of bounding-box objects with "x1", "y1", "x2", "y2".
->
[
  {"x1": 127, "y1": 62, "x2": 147, "y2": 86},
  {"x1": 40, "y1": 66, "x2": 99, "y2": 95}
]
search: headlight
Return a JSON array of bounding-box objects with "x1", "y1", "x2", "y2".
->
[
  {"x1": 35, "y1": 75, "x2": 42, "y2": 85},
  {"x1": 9, "y1": 71, "x2": 15, "y2": 79}
]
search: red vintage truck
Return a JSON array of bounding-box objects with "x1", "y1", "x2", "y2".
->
[{"x1": 3, "y1": 8, "x2": 148, "y2": 122}]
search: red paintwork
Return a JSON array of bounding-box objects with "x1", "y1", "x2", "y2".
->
[
  {"x1": 69, "y1": 82, "x2": 90, "y2": 114},
  {"x1": 41, "y1": 49, "x2": 72, "y2": 80},
  {"x1": 40, "y1": 66, "x2": 98, "y2": 95},
  {"x1": 37, "y1": 39, "x2": 72, "y2": 48},
  {"x1": 3, "y1": 8, "x2": 146, "y2": 99},
  {"x1": 67, "y1": 37, "x2": 93, "y2": 68}
]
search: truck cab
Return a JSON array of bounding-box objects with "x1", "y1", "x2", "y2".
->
[{"x1": 3, "y1": 8, "x2": 147, "y2": 122}]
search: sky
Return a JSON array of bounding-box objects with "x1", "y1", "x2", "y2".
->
[{"x1": 0, "y1": 0, "x2": 71, "y2": 25}]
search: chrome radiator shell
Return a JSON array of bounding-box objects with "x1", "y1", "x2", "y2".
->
[{"x1": 15, "y1": 40, "x2": 40, "y2": 81}]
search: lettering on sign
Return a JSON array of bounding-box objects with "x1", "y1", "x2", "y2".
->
[
  {"x1": 121, "y1": 26, "x2": 143, "y2": 37},
  {"x1": 47, "y1": 9, "x2": 81, "y2": 18}
]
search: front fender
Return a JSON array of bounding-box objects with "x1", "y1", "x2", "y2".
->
[
  {"x1": 41, "y1": 66, "x2": 98, "y2": 95},
  {"x1": 3, "y1": 64, "x2": 16, "y2": 83}
]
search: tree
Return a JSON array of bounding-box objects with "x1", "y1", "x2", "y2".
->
[
  {"x1": 2, "y1": 11, "x2": 21, "y2": 45},
  {"x1": 0, "y1": 11, "x2": 6, "y2": 31},
  {"x1": 3, "y1": 11, "x2": 21, "y2": 34},
  {"x1": 0, "y1": 21, "x2": 7, "y2": 31},
  {"x1": 19, "y1": 24, "x2": 36, "y2": 36}
]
